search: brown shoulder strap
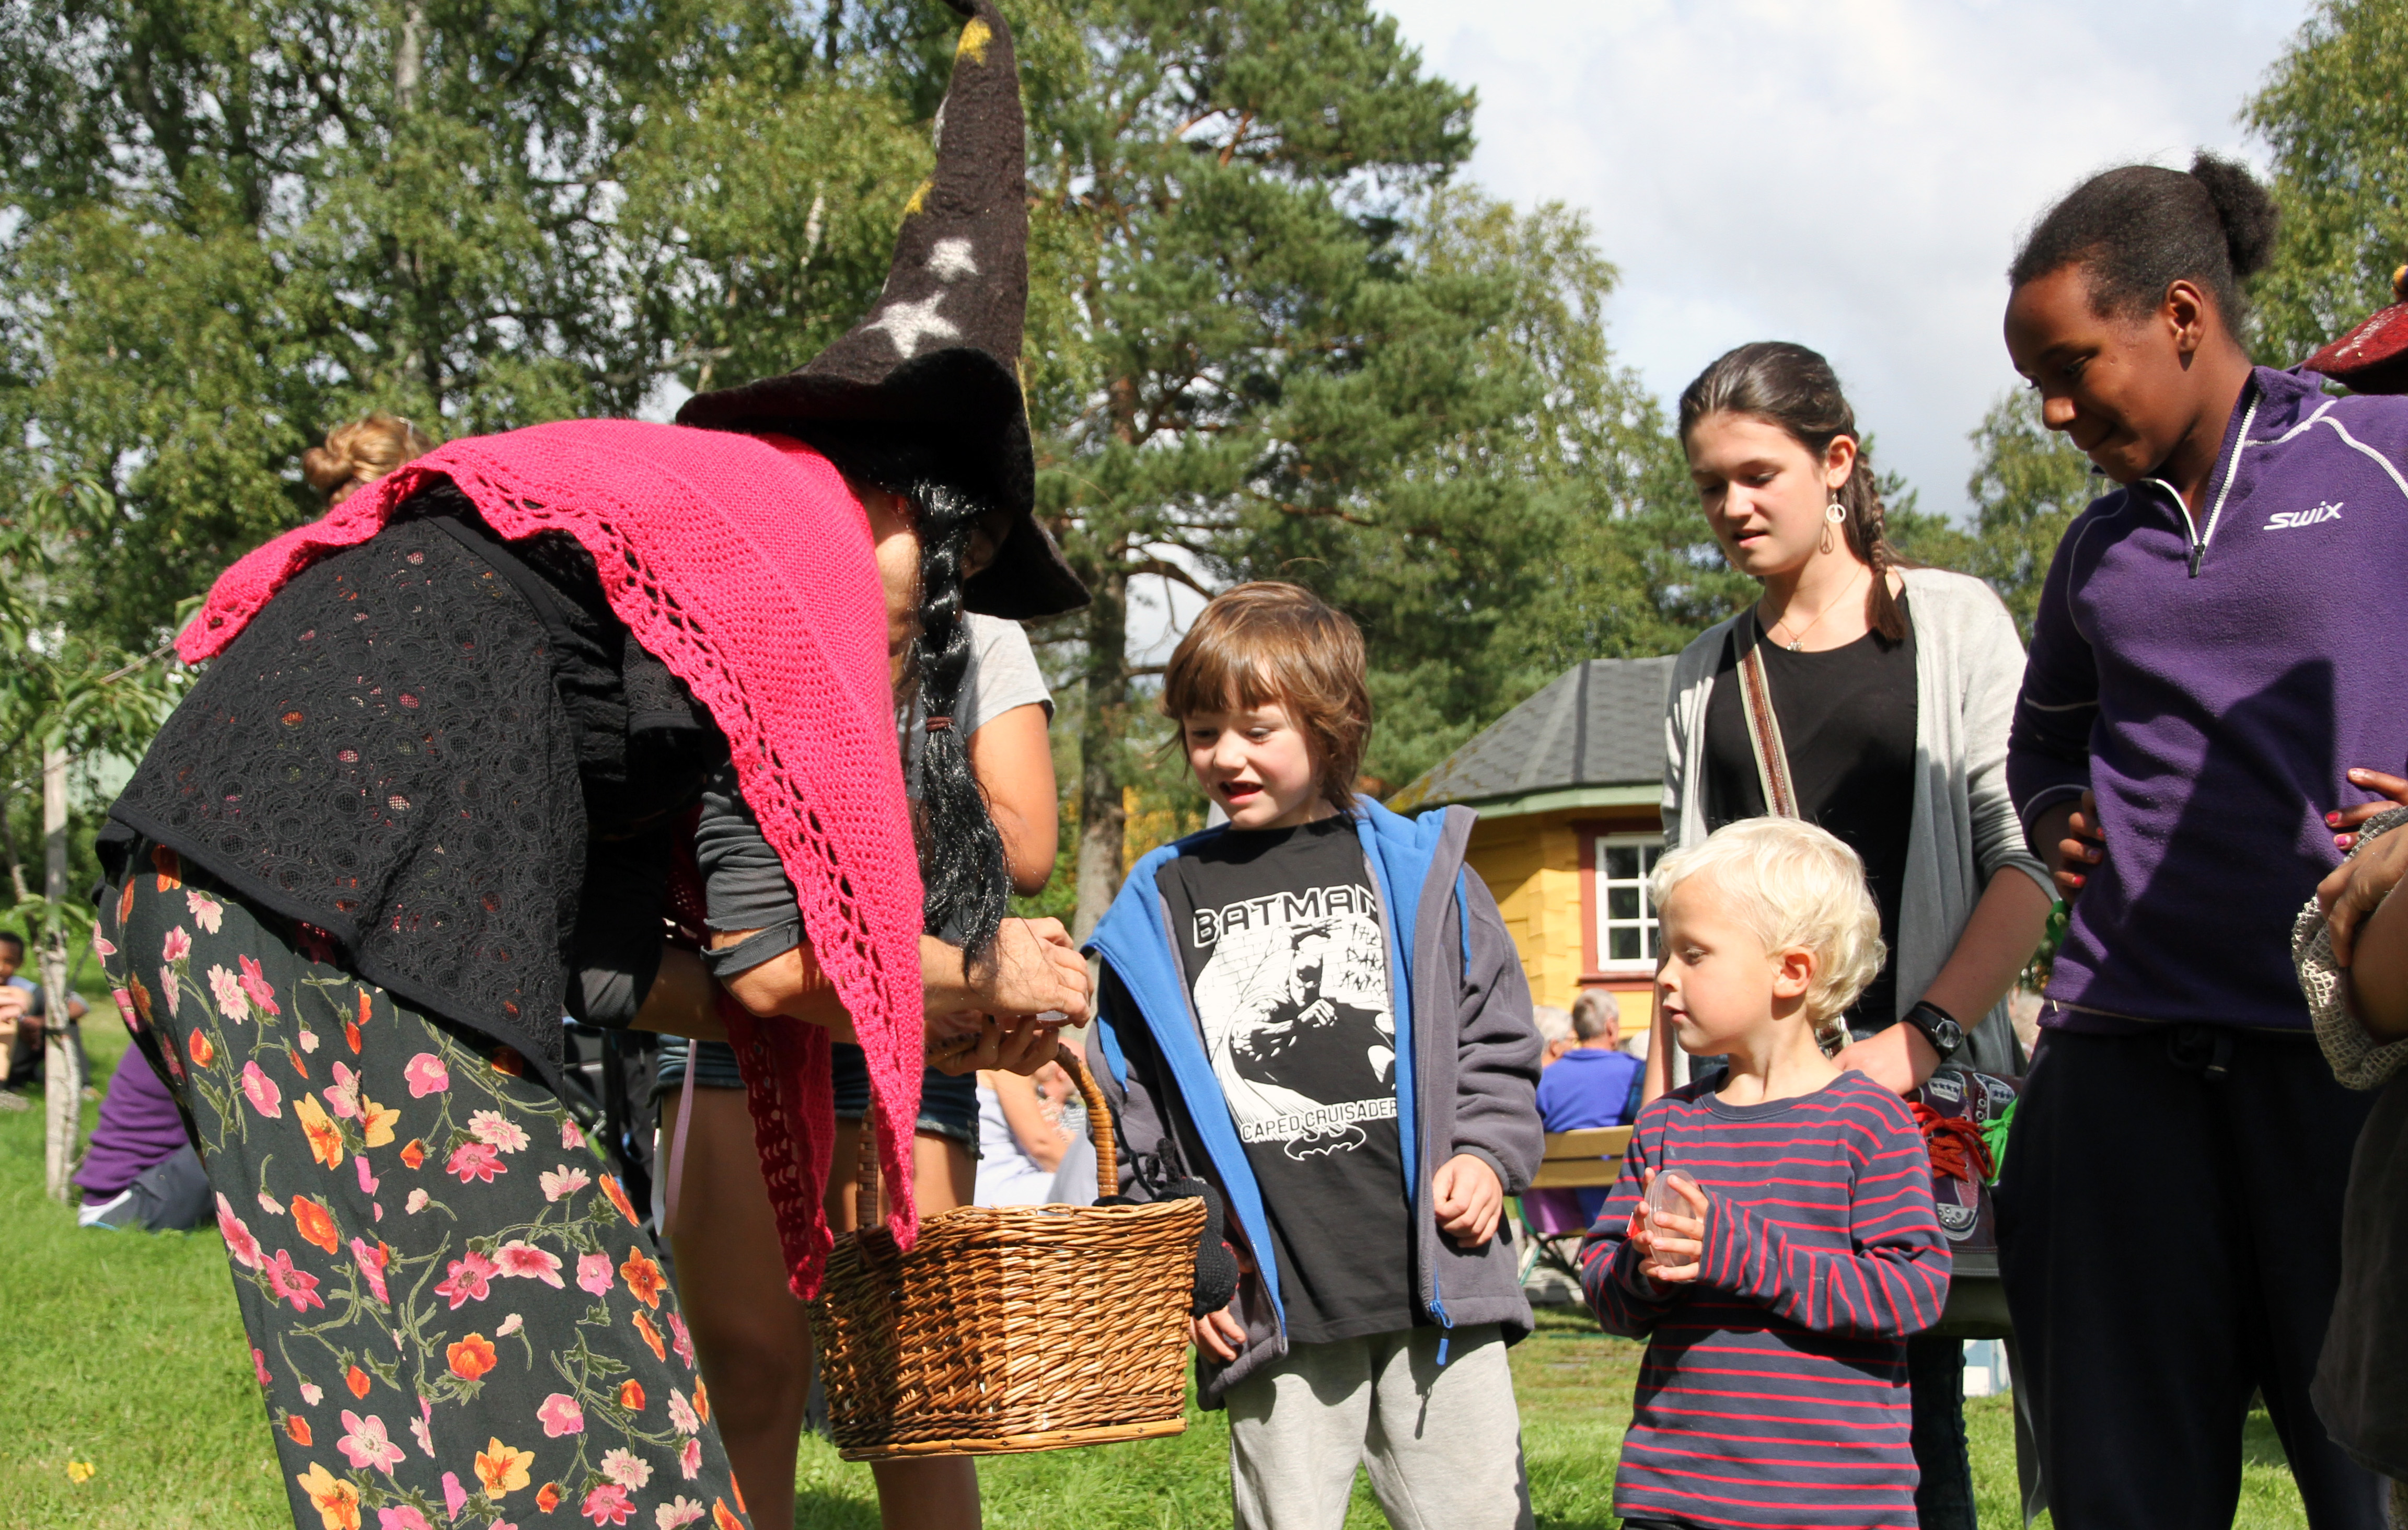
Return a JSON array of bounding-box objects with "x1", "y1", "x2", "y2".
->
[{"x1": 1734, "y1": 610, "x2": 1799, "y2": 820}]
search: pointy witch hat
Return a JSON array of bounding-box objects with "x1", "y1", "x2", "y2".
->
[
  {"x1": 2302, "y1": 262, "x2": 2408, "y2": 395},
  {"x1": 677, "y1": 0, "x2": 1086, "y2": 620}
]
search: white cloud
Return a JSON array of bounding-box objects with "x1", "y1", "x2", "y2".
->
[{"x1": 1380, "y1": 0, "x2": 2311, "y2": 517}]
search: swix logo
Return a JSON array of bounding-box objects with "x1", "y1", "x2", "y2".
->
[{"x1": 2264, "y1": 501, "x2": 2343, "y2": 530}]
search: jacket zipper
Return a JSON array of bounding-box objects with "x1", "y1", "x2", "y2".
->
[{"x1": 2159, "y1": 391, "x2": 2259, "y2": 577}]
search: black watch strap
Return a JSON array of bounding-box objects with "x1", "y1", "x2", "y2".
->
[{"x1": 1904, "y1": 999, "x2": 1965, "y2": 1061}]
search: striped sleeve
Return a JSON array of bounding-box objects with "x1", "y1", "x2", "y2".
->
[
  {"x1": 1578, "y1": 1104, "x2": 1677, "y2": 1337},
  {"x1": 1697, "y1": 1093, "x2": 1950, "y2": 1338}
]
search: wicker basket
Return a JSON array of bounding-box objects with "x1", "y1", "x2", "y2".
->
[{"x1": 809, "y1": 1042, "x2": 1207, "y2": 1460}]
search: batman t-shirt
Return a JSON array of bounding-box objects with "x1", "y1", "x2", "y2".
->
[{"x1": 1155, "y1": 817, "x2": 1417, "y2": 1342}]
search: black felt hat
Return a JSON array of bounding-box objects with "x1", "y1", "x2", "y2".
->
[
  {"x1": 2303, "y1": 263, "x2": 2408, "y2": 396},
  {"x1": 676, "y1": 0, "x2": 1085, "y2": 620}
]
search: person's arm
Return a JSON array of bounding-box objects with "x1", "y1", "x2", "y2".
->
[
  {"x1": 627, "y1": 946, "x2": 728, "y2": 1041},
  {"x1": 1577, "y1": 1119, "x2": 1682, "y2": 1337},
  {"x1": 725, "y1": 919, "x2": 1092, "y2": 1034},
  {"x1": 984, "y1": 1068, "x2": 1068, "y2": 1173},
  {"x1": 1695, "y1": 1102, "x2": 1950, "y2": 1338},
  {"x1": 1836, "y1": 870, "x2": 2054, "y2": 1094},
  {"x1": 2318, "y1": 823, "x2": 2408, "y2": 1041},
  {"x1": 968, "y1": 702, "x2": 1058, "y2": 896},
  {"x1": 1442, "y1": 868, "x2": 1545, "y2": 1220}
]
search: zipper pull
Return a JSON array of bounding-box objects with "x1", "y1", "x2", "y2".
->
[{"x1": 2187, "y1": 542, "x2": 2205, "y2": 578}]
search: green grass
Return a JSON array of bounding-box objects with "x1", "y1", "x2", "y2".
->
[{"x1": 1, "y1": 1020, "x2": 2314, "y2": 1527}]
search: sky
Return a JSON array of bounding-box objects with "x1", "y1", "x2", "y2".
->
[{"x1": 1375, "y1": 0, "x2": 2314, "y2": 523}]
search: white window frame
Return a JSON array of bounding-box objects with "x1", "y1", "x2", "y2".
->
[{"x1": 1593, "y1": 833, "x2": 1665, "y2": 973}]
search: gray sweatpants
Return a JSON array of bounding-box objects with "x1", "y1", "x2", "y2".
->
[{"x1": 1224, "y1": 1323, "x2": 1534, "y2": 1530}]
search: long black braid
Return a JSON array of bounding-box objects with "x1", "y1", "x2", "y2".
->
[{"x1": 907, "y1": 480, "x2": 1012, "y2": 967}]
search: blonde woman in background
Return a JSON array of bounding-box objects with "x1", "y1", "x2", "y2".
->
[{"x1": 302, "y1": 412, "x2": 435, "y2": 504}]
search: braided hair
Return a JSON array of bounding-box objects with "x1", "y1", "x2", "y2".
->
[
  {"x1": 906, "y1": 480, "x2": 1012, "y2": 966},
  {"x1": 1676, "y1": 341, "x2": 1907, "y2": 643}
]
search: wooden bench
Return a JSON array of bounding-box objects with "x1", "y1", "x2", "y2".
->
[{"x1": 1516, "y1": 1125, "x2": 1633, "y2": 1291}]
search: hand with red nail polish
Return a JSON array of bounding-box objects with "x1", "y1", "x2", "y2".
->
[
  {"x1": 2330, "y1": 768, "x2": 2408, "y2": 840},
  {"x1": 2034, "y1": 790, "x2": 2103, "y2": 903}
]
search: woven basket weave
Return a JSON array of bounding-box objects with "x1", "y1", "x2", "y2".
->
[{"x1": 809, "y1": 1041, "x2": 1207, "y2": 1459}]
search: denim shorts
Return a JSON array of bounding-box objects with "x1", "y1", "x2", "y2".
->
[{"x1": 654, "y1": 1038, "x2": 978, "y2": 1150}]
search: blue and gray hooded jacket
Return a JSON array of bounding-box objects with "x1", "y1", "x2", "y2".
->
[{"x1": 1083, "y1": 796, "x2": 1544, "y2": 1405}]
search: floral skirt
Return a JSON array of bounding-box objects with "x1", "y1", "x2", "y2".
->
[{"x1": 96, "y1": 842, "x2": 752, "y2": 1530}]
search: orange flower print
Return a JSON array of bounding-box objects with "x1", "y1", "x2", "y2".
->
[
  {"x1": 294, "y1": 1462, "x2": 361, "y2": 1530},
  {"x1": 473, "y1": 1438, "x2": 534, "y2": 1498},
  {"x1": 694, "y1": 1380, "x2": 711, "y2": 1426},
  {"x1": 152, "y1": 844, "x2": 182, "y2": 893},
  {"x1": 400, "y1": 1139, "x2": 426, "y2": 1171},
  {"x1": 345, "y1": 1365, "x2": 370, "y2": 1399},
  {"x1": 618, "y1": 1379, "x2": 645, "y2": 1412},
  {"x1": 128, "y1": 972, "x2": 154, "y2": 1026},
  {"x1": 536, "y1": 1482, "x2": 562, "y2": 1513},
  {"x1": 447, "y1": 1333, "x2": 498, "y2": 1381},
  {"x1": 289, "y1": 1046, "x2": 309, "y2": 1079},
  {"x1": 599, "y1": 1174, "x2": 639, "y2": 1226},
  {"x1": 632, "y1": 1312, "x2": 667, "y2": 1362},
  {"x1": 187, "y1": 1029, "x2": 214, "y2": 1068},
  {"x1": 714, "y1": 1497, "x2": 744, "y2": 1530},
  {"x1": 357, "y1": 1095, "x2": 399, "y2": 1149},
  {"x1": 117, "y1": 875, "x2": 137, "y2": 926},
  {"x1": 286, "y1": 1413, "x2": 314, "y2": 1446},
  {"x1": 489, "y1": 1047, "x2": 526, "y2": 1077},
  {"x1": 291, "y1": 1195, "x2": 340, "y2": 1254},
  {"x1": 296, "y1": 1095, "x2": 344, "y2": 1169},
  {"x1": 620, "y1": 1248, "x2": 666, "y2": 1311}
]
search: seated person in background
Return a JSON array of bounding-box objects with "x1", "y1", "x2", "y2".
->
[
  {"x1": 0, "y1": 930, "x2": 89, "y2": 1109},
  {"x1": 974, "y1": 1062, "x2": 1075, "y2": 1207},
  {"x1": 1533, "y1": 1003, "x2": 1575, "y2": 1067},
  {"x1": 74, "y1": 1044, "x2": 210, "y2": 1230},
  {"x1": 1535, "y1": 990, "x2": 1646, "y2": 1219}
]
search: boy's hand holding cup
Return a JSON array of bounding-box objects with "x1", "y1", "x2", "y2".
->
[{"x1": 1633, "y1": 1167, "x2": 1707, "y2": 1285}]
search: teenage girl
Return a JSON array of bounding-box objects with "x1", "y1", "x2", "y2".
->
[
  {"x1": 2002, "y1": 152, "x2": 2408, "y2": 1529},
  {"x1": 1652, "y1": 341, "x2": 2053, "y2": 1528}
]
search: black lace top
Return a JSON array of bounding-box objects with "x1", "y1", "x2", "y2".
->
[{"x1": 103, "y1": 483, "x2": 727, "y2": 1093}]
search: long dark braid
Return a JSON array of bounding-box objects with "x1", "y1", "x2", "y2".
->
[{"x1": 908, "y1": 480, "x2": 1011, "y2": 966}]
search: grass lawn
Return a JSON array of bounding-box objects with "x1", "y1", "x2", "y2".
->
[{"x1": 4, "y1": 1021, "x2": 2314, "y2": 1528}]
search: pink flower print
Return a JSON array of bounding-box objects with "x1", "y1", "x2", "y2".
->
[
  {"x1": 599, "y1": 1449, "x2": 651, "y2": 1491},
  {"x1": 576, "y1": 1253, "x2": 616, "y2": 1297},
  {"x1": 582, "y1": 1483, "x2": 635, "y2": 1526},
  {"x1": 209, "y1": 964, "x2": 251, "y2": 1022},
  {"x1": 217, "y1": 1195, "x2": 264, "y2": 1271},
  {"x1": 326, "y1": 1062, "x2": 363, "y2": 1120},
  {"x1": 410, "y1": 1396, "x2": 435, "y2": 1458},
  {"x1": 163, "y1": 926, "x2": 191, "y2": 963},
  {"x1": 351, "y1": 1237, "x2": 391, "y2": 1305},
  {"x1": 339, "y1": 1410, "x2": 408, "y2": 1474},
  {"x1": 656, "y1": 1500, "x2": 705, "y2": 1529},
  {"x1": 258, "y1": 1189, "x2": 285, "y2": 1215},
  {"x1": 403, "y1": 1052, "x2": 450, "y2": 1097},
  {"x1": 494, "y1": 1241, "x2": 564, "y2": 1288},
  {"x1": 676, "y1": 1436, "x2": 702, "y2": 1481},
  {"x1": 561, "y1": 1119, "x2": 585, "y2": 1151},
  {"x1": 300, "y1": 1381, "x2": 325, "y2": 1407},
  {"x1": 539, "y1": 1166, "x2": 591, "y2": 1203},
  {"x1": 468, "y1": 1110, "x2": 530, "y2": 1154},
  {"x1": 239, "y1": 1060, "x2": 282, "y2": 1118},
  {"x1": 442, "y1": 1472, "x2": 468, "y2": 1520},
  {"x1": 406, "y1": 1188, "x2": 430, "y2": 1214},
  {"x1": 537, "y1": 1393, "x2": 585, "y2": 1438},
  {"x1": 378, "y1": 1508, "x2": 432, "y2": 1530},
  {"x1": 92, "y1": 930, "x2": 117, "y2": 958},
  {"x1": 434, "y1": 1249, "x2": 496, "y2": 1309},
  {"x1": 253, "y1": 1347, "x2": 273, "y2": 1387},
  {"x1": 158, "y1": 966, "x2": 180, "y2": 1017},
  {"x1": 448, "y1": 1141, "x2": 505, "y2": 1184},
  {"x1": 667, "y1": 1313, "x2": 695, "y2": 1367},
  {"x1": 263, "y1": 1248, "x2": 325, "y2": 1312},
  {"x1": 667, "y1": 1389, "x2": 700, "y2": 1436},
  {"x1": 497, "y1": 1313, "x2": 524, "y2": 1337},
  {"x1": 237, "y1": 954, "x2": 281, "y2": 1016},
  {"x1": 297, "y1": 1025, "x2": 318, "y2": 1052},
  {"x1": 186, "y1": 888, "x2": 224, "y2": 934},
  {"x1": 356, "y1": 1156, "x2": 381, "y2": 1197}
]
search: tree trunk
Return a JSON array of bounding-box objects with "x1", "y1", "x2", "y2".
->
[
  {"x1": 41, "y1": 739, "x2": 80, "y2": 1203},
  {"x1": 394, "y1": 2, "x2": 426, "y2": 111},
  {"x1": 1070, "y1": 562, "x2": 1130, "y2": 943}
]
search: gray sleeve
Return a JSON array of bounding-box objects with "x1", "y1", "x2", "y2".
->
[
  {"x1": 1447, "y1": 865, "x2": 1546, "y2": 1194},
  {"x1": 692, "y1": 760, "x2": 804, "y2": 979},
  {"x1": 959, "y1": 612, "x2": 1052, "y2": 735},
  {"x1": 1954, "y1": 581, "x2": 2054, "y2": 897}
]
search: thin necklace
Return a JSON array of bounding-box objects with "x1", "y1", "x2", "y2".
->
[{"x1": 1764, "y1": 565, "x2": 1868, "y2": 652}]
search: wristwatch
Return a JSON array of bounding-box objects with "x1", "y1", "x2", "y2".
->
[{"x1": 1902, "y1": 999, "x2": 1965, "y2": 1062}]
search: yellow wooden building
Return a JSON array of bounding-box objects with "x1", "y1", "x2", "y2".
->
[{"x1": 1388, "y1": 657, "x2": 1674, "y2": 1037}]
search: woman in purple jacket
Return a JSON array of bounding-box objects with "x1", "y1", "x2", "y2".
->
[{"x1": 2001, "y1": 152, "x2": 2406, "y2": 1530}]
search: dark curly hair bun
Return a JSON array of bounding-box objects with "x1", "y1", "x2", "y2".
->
[{"x1": 2009, "y1": 150, "x2": 2279, "y2": 328}]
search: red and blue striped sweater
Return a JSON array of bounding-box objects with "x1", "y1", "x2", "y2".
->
[{"x1": 1580, "y1": 1070, "x2": 1950, "y2": 1530}]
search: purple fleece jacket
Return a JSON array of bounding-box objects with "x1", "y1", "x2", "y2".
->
[{"x1": 2009, "y1": 366, "x2": 2408, "y2": 1032}]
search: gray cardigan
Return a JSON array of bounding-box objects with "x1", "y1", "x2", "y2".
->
[{"x1": 1661, "y1": 566, "x2": 2051, "y2": 1077}]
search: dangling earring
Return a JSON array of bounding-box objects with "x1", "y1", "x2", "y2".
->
[{"x1": 1820, "y1": 501, "x2": 1845, "y2": 555}]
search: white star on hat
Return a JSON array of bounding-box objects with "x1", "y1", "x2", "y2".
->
[{"x1": 863, "y1": 292, "x2": 963, "y2": 360}]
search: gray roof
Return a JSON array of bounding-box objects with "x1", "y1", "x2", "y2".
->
[{"x1": 1388, "y1": 656, "x2": 1675, "y2": 816}]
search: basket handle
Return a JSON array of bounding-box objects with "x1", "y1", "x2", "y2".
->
[{"x1": 922, "y1": 1031, "x2": 1118, "y2": 1201}]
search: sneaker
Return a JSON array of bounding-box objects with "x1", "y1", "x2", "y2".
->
[{"x1": 78, "y1": 1189, "x2": 137, "y2": 1228}]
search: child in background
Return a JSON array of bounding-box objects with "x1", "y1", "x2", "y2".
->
[
  {"x1": 1087, "y1": 582, "x2": 1544, "y2": 1530},
  {"x1": 1583, "y1": 817, "x2": 1949, "y2": 1530}
]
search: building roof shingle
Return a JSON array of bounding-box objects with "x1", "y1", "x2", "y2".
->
[{"x1": 1388, "y1": 656, "x2": 1675, "y2": 815}]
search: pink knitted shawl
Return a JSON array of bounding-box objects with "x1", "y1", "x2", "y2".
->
[{"x1": 179, "y1": 419, "x2": 928, "y2": 1294}]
